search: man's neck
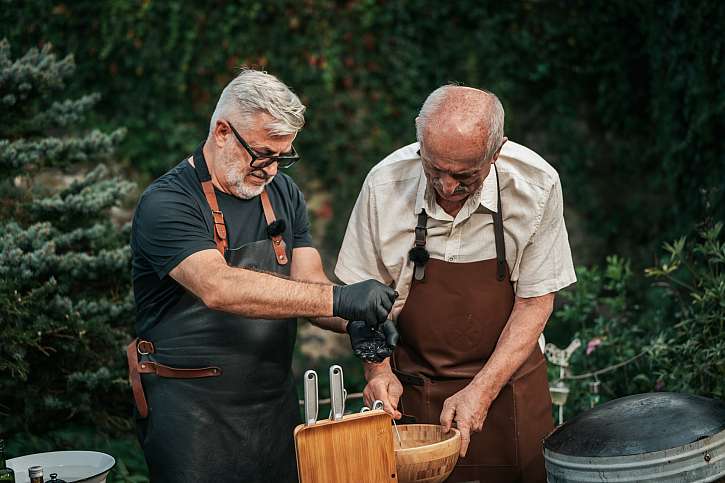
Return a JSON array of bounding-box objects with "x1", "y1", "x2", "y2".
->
[
  {"x1": 202, "y1": 142, "x2": 227, "y2": 194},
  {"x1": 437, "y1": 196, "x2": 466, "y2": 218}
]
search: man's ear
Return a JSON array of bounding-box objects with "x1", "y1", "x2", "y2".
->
[
  {"x1": 213, "y1": 120, "x2": 229, "y2": 148},
  {"x1": 491, "y1": 136, "x2": 508, "y2": 163}
]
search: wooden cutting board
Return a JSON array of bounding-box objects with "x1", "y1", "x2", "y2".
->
[{"x1": 294, "y1": 409, "x2": 399, "y2": 483}]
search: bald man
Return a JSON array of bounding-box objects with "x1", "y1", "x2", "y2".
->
[{"x1": 336, "y1": 86, "x2": 576, "y2": 483}]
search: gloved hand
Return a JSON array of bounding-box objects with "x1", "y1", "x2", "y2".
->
[
  {"x1": 347, "y1": 320, "x2": 400, "y2": 363},
  {"x1": 332, "y1": 280, "x2": 397, "y2": 328}
]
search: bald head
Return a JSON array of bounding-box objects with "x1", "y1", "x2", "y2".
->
[{"x1": 416, "y1": 85, "x2": 505, "y2": 165}]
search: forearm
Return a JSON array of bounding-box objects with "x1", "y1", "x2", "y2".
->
[
  {"x1": 309, "y1": 316, "x2": 348, "y2": 333},
  {"x1": 210, "y1": 265, "x2": 333, "y2": 319},
  {"x1": 470, "y1": 293, "x2": 554, "y2": 402}
]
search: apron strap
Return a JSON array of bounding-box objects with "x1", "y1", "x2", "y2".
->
[
  {"x1": 408, "y1": 165, "x2": 508, "y2": 282},
  {"x1": 409, "y1": 210, "x2": 429, "y2": 281},
  {"x1": 192, "y1": 144, "x2": 227, "y2": 256},
  {"x1": 260, "y1": 190, "x2": 289, "y2": 265},
  {"x1": 493, "y1": 165, "x2": 507, "y2": 281}
]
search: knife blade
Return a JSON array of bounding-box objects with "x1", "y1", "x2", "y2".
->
[
  {"x1": 329, "y1": 364, "x2": 344, "y2": 421},
  {"x1": 303, "y1": 370, "x2": 318, "y2": 426}
]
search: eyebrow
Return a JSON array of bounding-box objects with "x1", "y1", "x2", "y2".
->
[
  {"x1": 251, "y1": 145, "x2": 293, "y2": 156},
  {"x1": 429, "y1": 164, "x2": 479, "y2": 177}
]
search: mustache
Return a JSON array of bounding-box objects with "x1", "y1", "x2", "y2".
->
[
  {"x1": 249, "y1": 169, "x2": 271, "y2": 181},
  {"x1": 432, "y1": 179, "x2": 468, "y2": 194}
]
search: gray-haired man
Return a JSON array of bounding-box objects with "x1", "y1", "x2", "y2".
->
[{"x1": 129, "y1": 69, "x2": 395, "y2": 482}]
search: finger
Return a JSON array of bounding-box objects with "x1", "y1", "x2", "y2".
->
[
  {"x1": 439, "y1": 400, "x2": 455, "y2": 432},
  {"x1": 383, "y1": 321, "x2": 399, "y2": 347},
  {"x1": 458, "y1": 425, "x2": 471, "y2": 458},
  {"x1": 376, "y1": 306, "x2": 390, "y2": 325},
  {"x1": 388, "y1": 386, "x2": 402, "y2": 420},
  {"x1": 381, "y1": 391, "x2": 397, "y2": 417},
  {"x1": 363, "y1": 386, "x2": 376, "y2": 408}
]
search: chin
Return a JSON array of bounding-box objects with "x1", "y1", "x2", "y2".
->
[{"x1": 232, "y1": 176, "x2": 274, "y2": 200}]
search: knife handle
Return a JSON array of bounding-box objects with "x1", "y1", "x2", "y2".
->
[
  {"x1": 329, "y1": 364, "x2": 344, "y2": 421},
  {"x1": 304, "y1": 370, "x2": 318, "y2": 425}
]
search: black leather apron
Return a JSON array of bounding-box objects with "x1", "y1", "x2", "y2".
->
[{"x1": 135, "y1": 147, "x2": 300, "y2": 483}]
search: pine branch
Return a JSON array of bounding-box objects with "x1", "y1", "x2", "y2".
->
[{"x1": 0, "y1": 129, "x2": 125, "y2": 176}]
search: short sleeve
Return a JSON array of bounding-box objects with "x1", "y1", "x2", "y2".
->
[
  {"x1": 334, "y1": 178, "x2": 392, "y2": 285},
  {"x1": 515, "y1": 176, "x2": 577, "y2": 297},
  {"x1": 131, "y1": 188, "x2": 216, "y2": 279},
  {"x1": 291, "y1": 182, "x2": 313, "y2": 248}
]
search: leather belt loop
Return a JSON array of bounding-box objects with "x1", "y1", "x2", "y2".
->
[
  {"x1": 260, "y1": 189, "x2": 288, "y2": 265},
  {"x1": 127, "y1": 339, "x2": 150, "y2": 418}
]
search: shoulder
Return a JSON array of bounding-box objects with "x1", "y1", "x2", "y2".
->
[
  {"x1": 134, "y1": 161, "x2": 205, "y2": 221},
  {"x1": 364, "y1": 142, "x2": 422, "y2": 190},
  {"x1": 497, "y1": 140, "x2": 560, "y2": 192}
]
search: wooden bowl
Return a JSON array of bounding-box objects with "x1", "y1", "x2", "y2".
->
[{"x1": 393, "y1": 424, "x2": 461, "y2": 483}]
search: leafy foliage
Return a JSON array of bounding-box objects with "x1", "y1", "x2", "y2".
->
[
  {"x1": 546, "y1": 223, "x2": 725, "y2": 416},
  {"x1": 1, "y1": 1, "x2": 722, "y2": 260},
  {"x1": 0, "y1": 40, "x2": 135, "y2": 436}
]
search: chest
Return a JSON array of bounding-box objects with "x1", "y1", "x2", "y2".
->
[{"x1": 214, "y1": 195, "x2": 294, "y2": 250}]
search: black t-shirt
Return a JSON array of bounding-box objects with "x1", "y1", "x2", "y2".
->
[{"x1": 131, "y1": 158, "x2": 313, "y2": 335}]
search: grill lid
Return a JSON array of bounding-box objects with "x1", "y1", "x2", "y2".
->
[{"x1": 544, "y1": 392, "x2": 725, "y2": 457}]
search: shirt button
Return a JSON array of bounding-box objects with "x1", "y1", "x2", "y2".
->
[{"x1": 448, "y1": 256, "x2": 455, "y2": 261}]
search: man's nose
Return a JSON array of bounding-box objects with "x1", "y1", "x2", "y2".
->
[
  {"x1": 438, "y1": 174, "x2": 460, "y2": 196},
  {"x1": 262, "y1": 161, "x2": 278, "y2": 178}
]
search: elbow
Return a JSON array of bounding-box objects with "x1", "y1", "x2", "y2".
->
[
  {"x1": 202, "y1": 291, "x2": 222, "y2": 310},
  {"x1": 198, "y1": 279, "x2": 225, "y2": 310}
]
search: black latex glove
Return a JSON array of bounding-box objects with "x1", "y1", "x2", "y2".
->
[
  {"x1": 332, "y1": 280, "x2": 397, "y2": 328},
  {"x1": 347, "y1": 320, "x2": 399, "y2": 363}
]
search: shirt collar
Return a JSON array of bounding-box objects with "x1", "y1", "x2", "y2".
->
[{"x1": 414, "y1": 153, "x2": 499, "y2": 217}]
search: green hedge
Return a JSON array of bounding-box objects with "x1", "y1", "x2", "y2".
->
[{"x1": 3, "y1": 0, "x2": 723, "y2": 261}]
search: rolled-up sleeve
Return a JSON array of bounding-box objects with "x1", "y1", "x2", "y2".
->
[
  {"x1": 515, "y1": 176, "x2": 576, "y2": 297},
  {"x1": 335, "y1": 178, "x2": 392, "y2": 285}
]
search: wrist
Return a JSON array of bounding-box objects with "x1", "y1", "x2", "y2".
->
[
  {"x1": 363, "y1": 358, "x2": 392, "y2": 380},
  {"x1": 327, "y1": 285, "x2": 336, "y2": 317},
  {"x1": 469, "y1": 374, "x2": 497, "y2": 405}
]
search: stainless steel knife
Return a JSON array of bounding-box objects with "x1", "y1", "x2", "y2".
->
[
  {"x1": 303, "y1": 370, "x2": 318, "y2": 426},
  {"x1": 329, "y1": 364, "x2": 345, "y2": 421}
]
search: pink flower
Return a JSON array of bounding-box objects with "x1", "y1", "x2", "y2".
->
[{"x1": 586, "y1": 337, "x2": 603, "y2": 355}]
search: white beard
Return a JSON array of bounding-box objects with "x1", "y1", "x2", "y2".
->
[{"x1": 223, "y1": 156, "x2": 273, "y2": 200}]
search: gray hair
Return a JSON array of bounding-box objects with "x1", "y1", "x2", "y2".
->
[
  {"x1": 416, "y1": 85, "x2": 505, "y2": 161},
  {"x1": 209, "y1": 68, "x2": 306, "y2": 136}
]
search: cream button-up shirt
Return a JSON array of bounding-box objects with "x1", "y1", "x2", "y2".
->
[{"x1": 335, "y1": 141, "x2": 577, "y2": 320}]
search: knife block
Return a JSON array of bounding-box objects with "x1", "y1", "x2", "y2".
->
[{"x1": 294, "y1": 409, "x2": 398, "y2": 483}]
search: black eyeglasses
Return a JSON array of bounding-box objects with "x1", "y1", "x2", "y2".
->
[{"x1": 227, "y1": 122, "x2": 300, "y2": 169}]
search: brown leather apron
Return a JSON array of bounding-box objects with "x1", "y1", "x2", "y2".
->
[{"x1": 392, "y1": 167, "x2": 552, "y2": 483}]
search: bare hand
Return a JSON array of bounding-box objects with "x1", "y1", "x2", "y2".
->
[
  {"x1": 363, "y1": 369, "x2": 403, "y2": 419},
  {"x1": 439, "y1": 384, "x2": 492, "y2": 457}
]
